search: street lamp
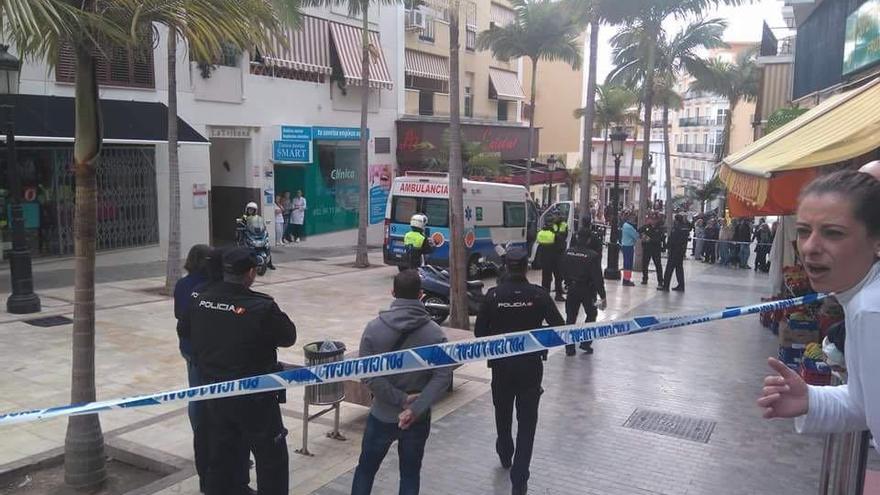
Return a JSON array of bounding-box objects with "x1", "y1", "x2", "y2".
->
[
  {"x1": 0, "y1": 45, "x2": 40, "y2": 314},
  {"x1": 604, "y1": 126, "x2": 627, "y2": 280},
  {"x1": 546, "y1": 154, "x2": 557, "y2": 205}
]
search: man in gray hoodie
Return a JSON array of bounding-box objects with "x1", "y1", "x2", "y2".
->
[{"x1": 351, "y1": 269, "x2": 452, "y2": 495}]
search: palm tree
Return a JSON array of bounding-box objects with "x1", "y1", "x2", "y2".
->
[
  {"x1": 2, "y1": 1, "x2": 291, "y2": 489},
  {"x1": 307, "y1": 0, "x2": 399, "y2": 268},
  {"x1": 653, "y1": 77, "x2": 683, "y2": 228},
  {"x1": 477, "y1": 0, "x2": 583, "y2": 190},
  {"x1": 161, "y1": 1, "x2": 302, "y2": 294},
  {"x1": 689, "y1": 46, "x2": 760, "y2": 159},
  {"x1": 688, "y1": 175, "x2": 724, "y2": 213},
  {"x1": 609, "y1": 15, "x2": 727, "y2": 229},
  {"x1": 448, "y1": 0, "x2": 468, "y2": 328},
  {"x1": 604, "y1": 1, "x2": 743, "y2": 235}
]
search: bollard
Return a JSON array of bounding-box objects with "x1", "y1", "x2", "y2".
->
[{"x1": 295, "y1": 341, "x2": 346, "y2": 457}]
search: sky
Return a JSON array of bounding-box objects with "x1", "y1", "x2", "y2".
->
[{"x1": 592, "y1": 0, "x2": 792, "y2": 81}]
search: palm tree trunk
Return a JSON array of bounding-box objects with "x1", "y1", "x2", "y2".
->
[
  {"x1": 526, "y1": 58, "x2": 537, "y2": 192},
  {"x1": 599, "y1": 128, "x2": 608, "y2": 220},
  {"x1": 65, "y1": 43, "x2": 106, "y2": 491},
  {"x1": 579, "y1": 16, "x2": 599, "y2": 218},
  {"x1": 448, "y1": 1, "x2": 468, "y2": 330},
  {"x1": 662, "y1": 103, "x2": 673, "y2": 230},
  {"x1": 165, "y1": 27, "x2": 182, "y2": 294},
  {"x1": 626, "y1": 109, "x2": 640, "y2": 207},
  {"x1": 355, "y1": 10, "x2": 371, "y2": 268},
  {"x1": 635, "y1": 38, "x2": 657, "y2": 270}
]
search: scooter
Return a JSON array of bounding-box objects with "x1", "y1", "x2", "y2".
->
[
  {"x1": 235, "y1": 215, "x2": 273, "y2": 276},
  {"x1": 418, "y1": 265, "x2": 486, "y2": 325}
]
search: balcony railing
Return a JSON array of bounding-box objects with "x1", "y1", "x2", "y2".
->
[
  {"x1": 676, "y1": 143, "x2": 723, "y2": 155},
  {"x1": 678, "y1": 116, "x2": 717, "y2": 127}
]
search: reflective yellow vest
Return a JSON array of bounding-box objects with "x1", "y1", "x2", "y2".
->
[
  {"x1": 537, "y1": 229, "x2": 556, "y2": 245},
  {"x1": 404, "y1": 230, "x2": 426, "y2": 249},
  {"x1": 553, "y1": 222, "x2": 568, "y2": 234}
]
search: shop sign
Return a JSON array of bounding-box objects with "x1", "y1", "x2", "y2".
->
[
  {"x1": 208, "y1": 126, "x2": 252, "y2": 139},
  {"x1": 369, "y1": 164, "x2": 392, "y2": 224},
  {"x1": 281, "y1": 126, "x2": 312, "y2": 141},
  {"x1": 843, "y1": 0, "x2": 880, "y2": 75},
  {"x1": 396, "y1": 121, "x2": 537, "y2": 168},
  {"x1": 313, "y1": 126, "x2": 364, "y2": 141},
  {"x1": 192, "y1": 183, "x2": 208, "y2": 209},
  {"x1": 273, "y1": 140, "x2": 311, "y2": 163}
]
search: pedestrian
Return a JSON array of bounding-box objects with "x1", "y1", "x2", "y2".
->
[
  {"x1": 191, "y1": 248, "x2": 297, "y2": 495},
  {"x1": 693, "y1": 218, "x2": 705, "y2": 260},
  {"x1": 734, "y1": 217, "x2": 753, "y2": 269},
  {"x1": 173, "y1": 244, "x2": 214, "y2": 493},
  {"x1": 280, "y1": 191, "x2": 293, "y2": 243},
  {"x1": 273, "y1": 196, "x2": 285, "y2": 247},
  {"x1": 753, "y1": 219, "x2": 772, "y2": 272},
  {"x1": 536, "y1": 219, "x2": 564, "y2": 301},
  {"x1": 561, "y1": 228, "x2": 607, "y2": 356},
  {"x1": 290, "y1": 190, "x2": 307, "y2": 242},
  {"x1": 718, "y1": 219, "x2": 733, "y2": 267},
  {"x1": 620, "y1": 213, "x2": 639, "y2": 287},
  {"x1": 639, "y1": 214, "x2": 665, "y2": 286},
  {"x1": 659, "y1": 214, "x2": 689, "y2": 292},
  {"x1": 403, "y1": 214, "x2": 434, "y2": 269},
  {"x1": 475, "y1": 247, "x2": 565, "y2": 495},
  {"x1": 703, "y1": 218, "x2": 719, "y2": 264},
  {"x1": 350, "y1": 270, "x2": 452, "y2": 495},
  {"x1": 757, "y1": 170, "x2": 880, "y2": 442}
]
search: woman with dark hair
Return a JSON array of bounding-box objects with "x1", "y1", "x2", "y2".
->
[
  {"x1": 173, "y1": 244, "x2": 214, "y2": 492},
  {"x1": 758, "y1": 170, "x2": 880, "y2": 442}
]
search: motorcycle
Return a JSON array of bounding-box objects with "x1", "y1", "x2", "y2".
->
[
  {"x1": 235, "y1": 215, "x2": 272, "y2": 276},
  {"x1": 418, "y1": 265, "x2": 486, "y2": 325}
]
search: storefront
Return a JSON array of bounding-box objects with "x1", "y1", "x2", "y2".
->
[
  {"x1": 0, "y1": 94, "x2": 208, "y2": 257},
  {"x1": 272, "y1": 125, "x2": 366, "y2": 236}
]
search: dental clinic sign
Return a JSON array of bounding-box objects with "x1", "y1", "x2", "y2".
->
[{"x1": 274, "y1": 125, "x2": 367, "y2": 164}]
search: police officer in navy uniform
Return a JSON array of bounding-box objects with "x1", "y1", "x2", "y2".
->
[
  {"x1": 475, "y1": 247, "x2": 564, "y2": 495},
  {"x1": 561, "y1": 228, "x2": 607, "y2": 356},
  {"x1": 191, "y1": 248, "x2": 297, "y2": 495}
]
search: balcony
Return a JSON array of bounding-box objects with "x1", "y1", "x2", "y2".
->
[
  {"x1": 405, "y1": 89, "x2": 450, "y2": 117},
  {"x1": 676, "y1": 143, "x2": 723, "y2": 155},
  {"x1": 678, "y1": 116, "x2": 717, "y2": 127}
]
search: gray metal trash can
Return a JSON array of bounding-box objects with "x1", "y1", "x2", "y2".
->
[{"x1": 304, "y1": 341, "x2": 346, "y2": 405}]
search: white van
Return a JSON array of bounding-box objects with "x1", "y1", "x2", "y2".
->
[{"x1": 383, "y1": 173, "x2": 535, "y2": 277}]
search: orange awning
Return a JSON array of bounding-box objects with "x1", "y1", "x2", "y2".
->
[{"x1": 726, "y1": 168, "x2": 818, "y2": 217}]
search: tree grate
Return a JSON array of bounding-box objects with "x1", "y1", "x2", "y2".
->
[
  {"x1": 24, "y1": 315, "x2": 74, "y2": 328},
  {"x1": 623, "y1": 408, "x2": 716, "y2": 443}
]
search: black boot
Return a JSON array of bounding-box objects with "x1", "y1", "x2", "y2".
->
[{"x1": 512, "y1": 482, "x2": 528, "y2": 495}]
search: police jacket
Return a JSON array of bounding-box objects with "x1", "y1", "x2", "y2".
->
[
  {"x1": 667, "y1": 223, "x2": 691, "y2": 257},
  {"x1": 191, "y1": 281, "x2": 296, "y2": 384},
  {"x1": 474, "y1": 274, "x2": 564, "y2": 367},
  {"x1": 639, "y1": 224, "x2": 666, "y2": 250},
  {"x1": 536, "y1": 228, "x2": 558, "y2": 259},
  {"x1": 560, "y1": 245, "x2": 606, "y2": 300}
]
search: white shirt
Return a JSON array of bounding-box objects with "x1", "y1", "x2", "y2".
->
[
  {"x1": 291, "y1": 197, "x2": 307, "y2": 225},
  {"x1": 795, "y1": 261, "x2": 880, "y2": 437}
]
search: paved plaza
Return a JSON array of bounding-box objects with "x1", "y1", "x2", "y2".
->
[{"x1": 0, "y1": 241, "x2": 863, "y2": 494}]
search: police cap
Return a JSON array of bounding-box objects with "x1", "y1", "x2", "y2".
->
[
  {"x1": 505, "y1": 247, "x2": 528, "y2": 265},
  {"x1": 223, "y1": 247, "x2": 258, "y2": 274}
]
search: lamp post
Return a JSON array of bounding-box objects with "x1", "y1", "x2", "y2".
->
[
  {"x1": 546, "y1": 154, "x2": 557, "y2": 205},
  {"x1": 603, "y1": 127, "x2": 627, "y2": 280},
  {"x1": 0, "y1": 45, "x2": 40, "y2": 314}
]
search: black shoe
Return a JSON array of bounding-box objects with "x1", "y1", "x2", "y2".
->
[
  {"x1": 671, "y1": 286, "x2": 685, "y2": 292},
  {"x1": 268, "y1": 263, "x2": 276, "y2": 270},
  {"x1": 579, "y1": 342, "x2": 594, "y2": 354},
  {"x1": 565, "y1": 345, "x2": 576, "y2": 357},
  {"x1": 499, "y1": 454, "x2": 512, "y2": 469},
  {"x1": 245, "y1": 488, "x2": 257, "y2": 495},
  {"x1": 554, "y1": 295, "x2": 566, "y2": 302},
  {"x1": 512, "y1": 482, "x2": 528, "y2": 495},
  {"x1": 622, "y1": 280, "x2": 635, "y2": 287},
  {"x1": 657, "y1": 286, "x2": 669, "y2": 292},
  {"x1": 641, "y1": 280, "x2": 648, "y2": 285}
]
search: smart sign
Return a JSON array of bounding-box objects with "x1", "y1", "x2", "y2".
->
[{"x1": 273, "y1": 140, "x2": 311, "y2": 163}]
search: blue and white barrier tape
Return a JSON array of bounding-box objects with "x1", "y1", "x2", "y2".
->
[{"x1": 0, "y1": 293, "x2": 827, "y2": 426}]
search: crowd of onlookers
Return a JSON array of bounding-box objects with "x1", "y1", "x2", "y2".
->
[{"x1": 691, "y1": 215, "x2": 775, "y2": 272}]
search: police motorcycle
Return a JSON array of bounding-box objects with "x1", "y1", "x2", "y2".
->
[
  {"x1": 235, "y1": 202, "x2": 273, "y2": 276},
  {"x1": 418, "y1": 265, "x2": 486, "y2": 325}
]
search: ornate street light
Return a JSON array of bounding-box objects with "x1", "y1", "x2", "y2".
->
[
  {"x1": 0, "y1": 45, "x2": 40, "y2": 313},
  {"x1": 604, "y1": 126, "x2": 628, "y2": 280}
]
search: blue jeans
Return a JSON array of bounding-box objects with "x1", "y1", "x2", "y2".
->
[
  {"x1": 621, "y1": 245, "x2": 634, "y2": 270},
  {"x1": 351, "y1": 413, "x2": 431, "y2": 495},
  {"x1": 719, "y1": 241, "x2": 729, "y2": 265},
  {"x1": 739, "y1": 243, "x2": 751, "y2": 267}
]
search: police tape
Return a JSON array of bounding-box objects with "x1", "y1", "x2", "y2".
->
[
  {"x1": 0, "y1": 293, "x2": 827, "y2": 426},
  {"x1": 691, "y1": 237, "x2": 773, "y2": 246}
]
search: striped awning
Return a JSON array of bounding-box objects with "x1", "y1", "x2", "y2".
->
[
  {"x1": 329, "y1": 22, "x2": 394, "y2": 90},
  {"x1": 489, "y1": 68, "x2": 525, "y2": 100},
  {"x1": 262, "y1": 16, "x2": 331, "y2": 74},
  {"x1": 490, "y1": 3, "x2": 516, "y2": 27},
  {"x1": 405, "y1": 50, "x2": 449, "y2": 81}
]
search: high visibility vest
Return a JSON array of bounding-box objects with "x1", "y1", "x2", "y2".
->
[
  {"x1": 553, "y1": 222, "x2": 568, "y2": 234},
  {"x1": 404, "y1": 230, "x2": 426, "y2": 249},
  {"x1": 537, "y1": 229, "x2": 556, "y2": 245}
]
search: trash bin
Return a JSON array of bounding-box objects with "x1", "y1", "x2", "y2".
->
[{"x1": 304, "y1": 341, "x2": 346, "y2": 405}]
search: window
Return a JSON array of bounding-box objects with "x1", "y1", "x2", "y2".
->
[
  {"x1": 419, "y1": 15, "x2": 436, "y2": 42},
  {"x1": 497, "y1": 101, "x2": 508, "y2": 121},
  {"x1": 419, "y1": 91, "x2": 434, "y2": 116},
  {"x1": 375, "y1": 137, "x2": 391, "y2": 154},
  {"x1": 466, "y1": 28, "x2": 477, "y2": 51},
  {"x1": 423, "y1": 198, "x2": 449, "y2": 227},
  {"x1": 466, "y1": 2, "x2": 477, "y2": 51},
  {"x1": 392, "y1": 197, "x2": 448, "y2": 227},
  {"x1": 464, "y1": 86, "x2": 473, "y2": 117},
  {"x1": 392, "y1": 196, "x2": 419, "y2": 224},
  {"x1": 56, "y1": 33, "x2": 155, "y2": 88},
  {"x1": 503, "y1": 202, "x2": 526, "y2": 227},
  {"x1": 716, "y1": 108, "x2": 729, "y2": 125}
]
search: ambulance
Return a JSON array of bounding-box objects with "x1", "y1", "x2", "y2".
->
[{"x1": 383, "y1": 173, "x2": 535, "y2": 277}]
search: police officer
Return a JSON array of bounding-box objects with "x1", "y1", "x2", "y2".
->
[
  {"x1": 475, "y1": 247, "x2": 564, "y2": 495},
  {"x1": 639, "y1": 214, "x2": 665, "y2": 286},
  {"x1": 660, "y1": 214, "x2": 690, "y2": 292},
  {"x1": 536, "y1": 219, "x2": 564, "y2": 302},
  {"x1": 561, "y1": 228, "x2": 607, "y2": 356},
  {"x1": 403, "y1": 213, "x2": 433, "y2": 269},
  {"x1": 191, "y1": 248, "x2": 297, "y2": 495}
]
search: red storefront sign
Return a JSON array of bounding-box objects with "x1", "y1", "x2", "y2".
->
[{"x1": 396, "y1": 121, "x2": 538, "y2": 170}]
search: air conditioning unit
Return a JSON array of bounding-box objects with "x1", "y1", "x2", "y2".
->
[{"x1": 405, "y1": 9, "x2": 427, "y2": 31}]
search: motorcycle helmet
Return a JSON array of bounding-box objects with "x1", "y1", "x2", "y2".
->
[
  {"x1": 245, "y1": 201, "x2": 258, "y2": 216},
  {"x1": 410, "y1": 214, "x2": 428, "y2": 229}
]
